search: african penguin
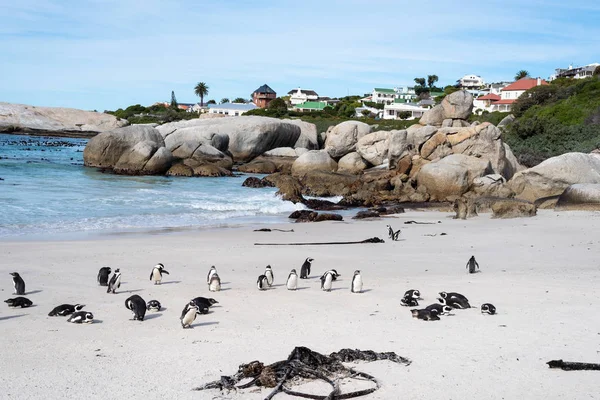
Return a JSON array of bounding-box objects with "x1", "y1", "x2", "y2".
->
[
  {"x1": 190, "y1": 297, "x2": 218, "y2": 314},
  {"x1": 150, "y1": 263, "x2": 169, "y2": 285},
  {"x1": 4, "y1": 297, "x2": 32, "y2": 308},
  {"x1": 125, "y1": 294, "x2": 147, "y2": 321},
  {"x1": 48, "y1": 304, "x2": 85, "y2": 317},
  {"x1": 439, "y1": 291, "x2": 469, "y2": 303},
  {"x1": 264, "y1": 265, "x2": 274, "y2": 287},
  {"x1": 9, "y1": 272, "x2": 25, "y2": 295},
  {"x1": 208, "y1": 273, "x2": 221, "y2": 292},
  {"x1": 321, "y1": 271, "x2": 334, "y2": 292},
  {"x1": 386, "y1": 224, "x2": 401, "y2": 241},
  {"x1": 425, "y1": 303, "x2": 453, "y2": 315},
  {"x1": 403, "y1": 289, "x2": 421, "y2": 300},
  {"x1": 300, "y1": 257, "x2": 313, "y2": 279},
  {"x1": 67, "y1": 311, "x2": 94, "y2": 324},
  {"x1": 481, "y1": 303, "x2": 497, "y2": 315},
  {"x1": 350, "y1": 270, "x2": 363, "y2": 293},
  {"x1": 146, "y1": 300, "x2": 162, "y2": 312},
  {"x1": 411, "y1": 308, "x2": 440, "y2": 321},
  {"x1": 257, "y1": 275, "x2": 269, "y2": 291},
  {"x1": 181, "y1": 303, "x2": 200, "y2": 329},
  {"x1": 438, "y1": 296, "x2": 471, "y2": 309},
  {"x1": 400, "y1": 297, "x2": 419, "y2": 307},
  {"x1": 286, "y1": 269, "x2": 298, "y2": 291},
  {"x1": 107, "y1": 269, "x2": 121, "y2": 294},
  {"x1": 97, "y1": 267, "x2": 112, "y2": 286},
  {"x1": 206, "y1": 266, "x2": 217, "y2": 284},
  {"x1": 466, "y1": 256, "x2": 480, "y2": 274},
  {"x1": 321, "y1": 269, "x2": 340, "y2": 281}
]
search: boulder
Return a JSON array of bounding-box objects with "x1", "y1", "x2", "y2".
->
[
  {"x1": 172, "y1": 143, "x2": 233, "y2": 170},
  {"x1": 356, "y1": 131, "x2": 390, "y2": 166},
  {"x1": 264, "y1": 173, "x2": 304, "y2": 203},
  {"x1": 406, "y1": 125, "x2": 438, "y2": 150},
  {"x1": 263, "y1": 147, "x2": 298, "y2": 157},
  {"x1": 237, "y1": 160, "x2": 278, "y2": 174},
  {"x1": 289, "y1": 211, "x2": 343, "y2": 223},
  {"x1": 420, "y1": 131, "x2": 447, "y2": 159},
  {"x1": 491, "y1": 199, "x2": 537, "y2": 219},
  {"x1": 291, "y1": 150, "x2": 338, "y2": 177},
  {"x1": 338, "y1": 152, "x2": 368, "y2": 174},
  {"x1": 498, "y1": 114, "x2": 515, "y2": 127},
  {"x1": 417, "y1": 162, "x2": 469, "y2": 201},
  {"x1": 509, "y1": 153, "x2": 600, "y2": 202},
  {"x1": 419, "y1": 104, "x2": 444, "y2": 126},
  {"x1": 352, "y1": 210, "x2": 380, "y2": 219},
  {"x1": 555, "y1": 184, "x2": 600, "y2": 211},
  {"x1": 433, "y1": 154, "x2": 493, "y2": 185},
  {"x1": 388, "y1": 130, "x2": 410, "y2": 170},
  {"x1": 298, "y1": 170, "x2": 360, "y2": 197},
  {"x1": 192, "y1": 164, "x2": 233, "y2": 177},
  {"x1": 166, "y1": 163, "x2": 194, "y2": 177},
  {"x1": 242, "y1": 176, "x2": 275, "y2": 188},
  {"x1": 441, "y1": 90, "x2": 473, "y2": 119},
  {"x1": 250, "y1": 155, "x2": 295, "y2": 174},
  {"x1": 283, "y1": 119, "x2": 319, "y2": 150},
  {"x1": 314, "y1": 213, "x2": 344, "y2": 222},
  {"x1": 324, "y1": 121, "x2": 372, "y2": 159},
  {"x1": 472, "y1": 174, "x2": 513, "y2": 197}
]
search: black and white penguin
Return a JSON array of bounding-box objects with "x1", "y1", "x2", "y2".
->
[
  {"x1": 97, "y1": 267, "x2": 112, "y2": 286},
  {"x1": 400, "y1": 297, "x2": 419, "y2": 307},
  {"x1": 300, "y1": 257, "x2": 313, "y2": 279},
  {"x1": 350, "y1": 270, "x2": 363, "y2": 293},
  {"x1": 425, "y1": 303, "x2": 453, "y2": 315},
  {"x1": 125, "y1": 294, "x2": 147, "y2": 321},
  {"x1": 149, "y1": 263, "x2": 169, "y2": 285},
  {"x1": 257, "y1": 274, "x2": 269, "y2": 291},
  {"x1": 67, "y1": 311, "x2": 94, "y2": 324},
  {"x1": 321, "y1": 269, "x2": 340, "y2": 281},
  {"x1": 9, "y1": 272, "x2": 25, "y2": 295},
  {"x1": 481, "y1": 303, "x2": 496, "y2": 315},
  {"x1": 181, "y1": 303, "x2": 200, "y2": 328},
  {"x1": 208, "y1": 273, "x2": 221, "y2": 292},
  {"x1": 466, "y1": 256, "x2": 480, "y2": 274},
  {"x1": 4, "y1": 297, "x2": 32, "y2": 308},
  {"x1": 286, "y1": 269, "x2": 298, "y2": 290},
  {"x1": 438, "y1": 296, "x2": 471, "y2": 309},
  {"x1": 439, "y1": 291, "x2": 469, "y2": 303},
  {"x1": 411, "y1": 308, "x2": 440, "y2": 321},
  {"x1": 321, "y1": 271, "x2": 334, "y2": 292},
  {"x1": 146, "y1": 300, "x2": 162, "y2": 312},
  {"x1": 191, "y1": 297, "x2": 218, "y2": 314},
  {"x1": 403, "y1": 289, "x2": 421, "y2": 300},
  {"x1": 264, "y1": 265, "x2": 274, "y2": 287},
  {"x1": 206, "y1": 266, "x2": 217, "y2": 284},
  {"x1": 48, "y1": 304, "x2": 85, "y2": 317},
  {"x1": 107, "y1": 269, "x2": 121, "y2": 294},
  {"x1": 386, "y1": 225, "x2": 401, "y2": 241}
]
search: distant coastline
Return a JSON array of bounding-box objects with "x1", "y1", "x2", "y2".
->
[{"x1": 0, "y1": 129, "x2": 99, "y2": 139}]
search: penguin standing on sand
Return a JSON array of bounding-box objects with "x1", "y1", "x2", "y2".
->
[
  {"x1": 481, "y1": 303, "x2": 497, "y2": 315},
  {"x1": 466, "y1": 256, "x2": 480, "y2": 273},
  {"x1": 257, "y1": 275, "x2": 269, "y2": 291},
  {"x1": 48, "y1": 304, "x2": 85, "y2": 317},
  {"x1": 264, "y1": 265, "x2": 274, "y2": 287},
  {"x1": 207, "y1": 266, "x2": 217, "y2": 284},
  {"x1": 146, "y1": 300, "x2": 162, "y2": 312},
  {"x1": 350, "y1": 270, "x2": 363, "y2": 293},
  {"x1": 300, "y1": 258, "x2": 313, "y2": 279},
  {"x1": 181, "y1": 303, "x2": 200, "y2": 329},
  {"x1": 208, "y1": 273, "x2": 221, "y2": 292},
  {"x1": 286, "y1": 269, "x2": 298, "y2": 291},
  {"x1": 149, "y1": 263, "x2": 169, "y2": 285},
  {"x1": 107, "y1": 269, "x2": 122, "y2": 294},
  {"x1": 97, "y1": 267, "x2": 111, "y2": 286},
  {"x1": 125, "y1": 295, "x2": 147, "y2": 321},
  {"x1": 67, "y1": 311, "x2": 94, "y2": 324},
  {"x1": 5, "y1": 297, "x2": 32, "y2": 308},
  {"x1": 321, "y1": 271, "x2": 334, "y2": 292},
  {"x1": 9, "y1": 272, "x2": 25, "y2": 295}
]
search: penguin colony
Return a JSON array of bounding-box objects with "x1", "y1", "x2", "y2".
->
[{"x1": 4, "y1": 255, "x2": 495, "y2": 329}]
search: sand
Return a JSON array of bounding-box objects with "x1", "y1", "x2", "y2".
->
[{"x1": 1, "y1": 209, "x2": 599, "y2": 399}]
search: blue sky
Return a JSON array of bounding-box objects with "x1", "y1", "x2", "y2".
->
[{"x1": 1, "y1": 0, "x2": 599, "y2": 111}]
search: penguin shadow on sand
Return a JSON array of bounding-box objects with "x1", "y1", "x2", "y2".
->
[
  {"x1": 361, "y1": 288, "x2": 373, "y2": 293},
  {"x1": 0, "y1": 314, "x2": 27, "y2": 321},
  {"x1": 26, "y1": 289, "x2": 43, "y2": 295},
  {"x1": 159, "y1": 280, "x2": 181, "y2": 285},
  {"x1": 123, "y1": 288, "x2": 145, "y2": 294},
  {"x1": 143, "y1": 313, "x2": 163, "y2": 320},
  {"x1": 193, "y1": 321, "x2": 219, "y2": 328}
]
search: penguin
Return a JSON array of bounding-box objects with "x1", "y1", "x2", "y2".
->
[
  {"x1": 190, "y1": 297, "x2": 218, "y2": 314},
  {"x1": 125, "y1": 294, "x2": 147, "y2": 321},
  {"x1": 97, "y1": 267, "x2": 112, "y2": 286},
  {"x1": 481, "y1": 303, "x2": 496, "y2": 315},
  {"x1": 321, "y1": 269, "x2": 340, "y2": 281},
  {"x1": 386, "y1": 225, "x2": 401, "y2": 241},
  {"x1": 107, "y1": 269, "x2": 121, "y2": 294},
  {"x1": 321, "y1": 271, "x2": 334, "y2": 292},
  {"x1": 206, "y1": 266, "x2": 217, "y2": 284},
  {"x1": 411, "y1": 308, "x2": 440, "y2": 321},
  {"x1": 181, "y1": 303, "x2": 200, "y2": 329},
  {"x1": 300, "y1": 257, "x2": 313, "y2": 279},
  {"x1": 264, "y1": 265, "x2": 274, "y2": 287},
  {"x1": 403, "y1": 289, "x2": 421, "y2": 300},
  {"x1": 48, "y1": 304, "x2": 85, "y2": 317},
  {"x1": 286, "y1": 269, "x2": 298, "y2": 291},
  {"x1": 149, "y1": 263, "x2": 169, "y2": 285},
  {"x1": 257, "y1": 274, "x2": 269, "y2": 291},
  {"x1": 208, "y1": 273, "x2": 221, "y2": 292},
  {"x1": 400, "y1": 297, "x2": 419, "y2": 307},
  {"x1": 9, "y1": 272, "x2": 25, "y2": 295},
  {"x1": 425, "y1": 303, "x2": 453, "y2": 315},
  {"x1": 146, "y1": 300, "x2": 162, "y2": 312},
  {"x1": 438, "y1": 296, "x2": 471, "y2": 309},
  {"x1": 350, "y1": 270, "x2": 363, "y2": 293},
  {"x1": 67, "y1": 311, "x2": 94, "y2": 324},
  {"x1": 466, "y1": 256, "x2": 480, "y2": 274},
  {"x1": 439, "y1": 291, "x2": 469, "y2": 303},
  {"x1": 4, "y1": 297, "x2": 32, "y2": 308}
]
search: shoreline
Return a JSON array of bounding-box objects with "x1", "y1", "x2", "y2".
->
[{"x1": 0, "y1": 129, "x2": 99, "y2": 139}]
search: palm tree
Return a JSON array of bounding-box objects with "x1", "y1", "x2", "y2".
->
[
  {"x1": 514, "y1": 70, "x2": 530, "y2": 81},
  {"x1": 194, "y1": 82, "x2": 209, "y2": 106},
  {"x1": 427, "y1": 74, "x2": 439, "y2": 88},
  {"x1": 414, "y1": 77, "x2": 426, "y2": 87},
  {"x1": 220, "y1": 98, "x2": 229, "y2": 104}
]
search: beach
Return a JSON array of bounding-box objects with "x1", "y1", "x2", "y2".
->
[{"x1": 1, "y1": 209, "x2": 599, "y2": 399}]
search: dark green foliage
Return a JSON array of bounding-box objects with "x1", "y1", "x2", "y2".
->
[
  {"x1": 514, "y1": 70, "x2": 530, "y2": 80},
  {"x1": 232, "y1": 97, "x2": 246, "y2": 103},
  {"x1": 427, "y1": 75, "x2": 439, "y2": 88},
  {"x1": 268, "y1": 97, "x2": 288, "y2": 111},
  {"x1": 207, "y1": 99, "x2": 216, "y2": 105},
  {"x1": 469, "y1": 111, "x2": 510, "y2": 126},
  {"x1": 414, "y1": 77, "x2": 426, "y2": 87},
  {"x1": 194, "y1": 82, "x2": 209, "y2": 106},
  {"x1": 362, "y1": 101, "x2": 384, "y2": 110},
  {"x1": 594, "y1": 66, "x2": 600, "y2": 76},
  {"x1": 396, "y1": 111, "x2": 412, "y2": 120},
  {"x1": 106, "y1": 103, "x2": 199, "y2": 124},
  {"x1": 170, "y1": 91, "x2": 178, "y2": 108},
  {"x1": 220, "y1": 98, "x2": 229, "y2": 104}
]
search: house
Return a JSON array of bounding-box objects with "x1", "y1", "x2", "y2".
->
[
  {"x1": 383, "y1": 103, "x2": 427, "y2": 120},
  {"x1": 208, "y1": 102, "x2": 257, "y2": 116},
  {"x1": 493, "y1": 77, "x2": 549, "y2": 112},
  {"x1": 457, "y1": 74, "x2": 485, "y2": 89},
  {"x1": 372, "y1": 88, "x2": 397, "y2": 105},
  {"x1": 177, "y1": 103, "x2": 197, "y2": 112},
  {"x1": 251, "y1": 84, "x2": 277, "y2": 108},
  {"x1": 354, "y1": 104, "x2": 382, "y2": 118},
  {"x1": 473, "y1": 93, "x2": 501, "y2": 113},
  {"x1": 394, "y1": 86, "x2": 418, "y2": 102},
  {"x1": 550, "y1": 63, "x2": 600, "y2": 81},
  {"x1": 292, "y1": 101, "x2": 329, "y2": 112},
  {"x1": 288, "y1": 88, "x2": 319, "y2": 105}
]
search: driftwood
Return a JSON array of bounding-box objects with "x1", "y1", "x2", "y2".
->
[
  {"x1": 254, "y1": 228, "x2": 295, "y2": 232},
  {"x1": 255, "y1": 237, "x2": 385, "y2": 246},
  {"x1": 547, "y1": 359, "x2": 600, "y2": 371},
  {"x1": 194, "y1": 346, "x2": 411, "y2": 399},
  {"x1": 403, "y1": 220, "x2": 441, "y2": 225}
]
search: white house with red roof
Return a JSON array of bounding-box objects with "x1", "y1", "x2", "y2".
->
[
  {"x1": 493, "y1": 78, "x2": 549, "y2": 112},
  {"x1": 473, "y1": 93, "x2": 501, "y2": 113}
]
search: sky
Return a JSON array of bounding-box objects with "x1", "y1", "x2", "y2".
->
[{"x1": 1, "y1": 0, "x2": 599, "y2": 111}]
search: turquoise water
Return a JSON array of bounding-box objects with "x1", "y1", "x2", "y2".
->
[{"x1": 0, "y1": 133, "x2": 305, "y2": 239}]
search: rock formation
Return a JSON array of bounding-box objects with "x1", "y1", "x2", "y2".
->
[{"x1": 324, "y1": 121, "x2": 372, "y2": 159}]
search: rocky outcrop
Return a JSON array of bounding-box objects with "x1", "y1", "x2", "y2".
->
[
  {"x1": 289, "y1": 210, "x2": 343, "y2": 223},
  {"x1": 418, "y1": 105, "x2": 444, "y2": 126},
  {"x1": 324, "y1": 121, "x2": 371, "y2": 159},
  {"x1": 417, "y1": 162, "x2": 469, "y2": 201},
  {"x1": 419, "y1": 91, "x2": 473, "y2": 127},
  {"x1": 264, "y1": 173, "x2": 304, "y2": 203},
  {"x1": 0, "y1": 102, "x2": 127, "y2": 136},
  {"x1": 498, "y1": 114, "x2": 515, "y2": 127},
  {"x1": 388, "y1": 130, "x2": 410, "y2": 170},
  {"x1": 263, "y1": 147, "x2": 302, "y2": 157},
  {"x1": 555, "y1": 184, "x2": 600, "y2": 211},
  {"x1": 491, "y1": 199, "x2": 537, "y2": 219},
  {"x1": 472, "y1": 174, "x2": 513, "y2": 197},
  {"x1": 237, "y1": 159, "x2": 278, "y2": 174},
  {"x1": 338, "y1": 152, "x2": 368, "y2": 174},
  {"x1": 83, "y1": 125, "x2": 172, "y2": 175},
  {"x1": 291, "y1": 150, "x2": 338, "y2": 177},
  {"x1": 242, "y1": 176, "x2": 275, "y2": 188},
  {"x1": 298, "y1": 171, "x2": 360, "y2": 197},
  {"x1": 356, "y1": 131, "x2": 390, "y2": 166},
  {"x1": 283, "y1": 119, "x2": 319, "y2": 150}
]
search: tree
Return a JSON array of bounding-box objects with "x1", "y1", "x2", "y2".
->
[
  {"x1": 427, "y1": 75, "x2": 439, "y2": 88},
  {"x1": 268, "y1": 97, "x2": 288, "y2": 111},
  {"x1": 207, "y1": 99, "x2": 216, "y2": 105},
  {"x1": 232, "y1": 97, "x2": 246, "y2": 103},
  {"x1": 414, "y1": 77, "x2": 426, "y2": 87},
  {"x1": 220, "y1": 98, "x2": 230, "y2": 104},
  {"x1": 397, "y1": 111, "x2": 412, "y2": 120},
  {"x1": 515, "y1": 70, "x2": 530, "y2": 80},
  {"x1": 194, "y1": 82, "x2": 209, "y2": 106},
  {"x1": 170, "y1": 91, "x2": 178, "y2": 109},
  {"x1": 594, "y1": 66, "x2": 600, "y2": 76},
  {"x1": 361, "y1": 109, "x2": 372, "y2": 118}
]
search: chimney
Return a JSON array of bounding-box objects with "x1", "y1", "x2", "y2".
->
[{"x1": 536, "y1": 77, "x2": 541, "y2": 86}]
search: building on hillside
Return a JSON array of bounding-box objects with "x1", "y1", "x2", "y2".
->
[
  {"x1": 177, "y1": 103, "x2": 197, "y2": 112},
  {"x1": 371, "y1": 88, "x2": 397, "y2": 104},
  {"x1": 354, "y1": 104, "x2": 383, "y2": 118},
  {"x1": 288, "y1": 88, "x2": 319, "y2": 105},
  {"x1": 251, "y1": 84, "x2": 277, "y2": 108},
  {"x1": 292, "y1": 101, "x2": 329, "y2": 112},
  {"x1": 394, "y1": 86, "x2": 418, "y2": 102},
  {"x1": 485, "y1": 82, "x2": 512, "y2": 95},
  {"x1": 550, "y1": 63, "x2": 599, "y2": 80},
  {"x1": 457, "y1": 74, "x2": 485, "y2": 89},
  {"x1": 473, "y1": 93, "x2": 501, "y2": 113},
  {"x1": 208, "y1": 102, "x2": 257, "y2": 116},
  {"x1": 492, "y1": 78, "x2": 549, "y2": 112},
  {"x1": 383, "y1": 103, "x2": 427, "y2": 120}
]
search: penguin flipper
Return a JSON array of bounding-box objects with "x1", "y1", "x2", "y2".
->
[
  {"x1": 162, "y1": 270, "x2": 169, "y2": 275},
  {"x1": 149, "y1": 271, "x2": 153, "y2": 281}
]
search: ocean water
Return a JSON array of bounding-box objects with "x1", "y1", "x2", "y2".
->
[{"x1": 0, "y1": 133, "x2": 306, "y2": 239}]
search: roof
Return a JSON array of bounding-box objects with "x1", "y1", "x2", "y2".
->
[
  {"x1": 253, "y1": 84, "x2": 276, "y2": 95},
  {"x1": 208, "y1": 103, "x2": 258, "y2": 111},
  {"x1": 373, "y1": 88, "x2": 396, "y2": 94},
  {"x1": 288, "y1": 89, "x2": 319, "y2": 96},
  {"x1": 293, "y1": 101, "x2": 328, "y2": 110},
  {"x1": 492, "y1": 99, "x2": 516, "y2": 105},
  {"x1": 477, "y1": 93, "x2": 501, "y2": 101},
  {"x1": 384, "y1": 103, "x2": 427, "y2": 111},
  {"x1": 501, "y1": 78, "x2": 548, "y2": 92}
]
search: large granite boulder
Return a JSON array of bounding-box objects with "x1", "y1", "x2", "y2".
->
[
  {"x1": 432, "y1": 154, "x2": 493, "y2": 184},
  {"x1": 388, "y1": 130, "x2": 410, "y2": 170},
  {"x1": 419, "y1": 105, "x2": 444, "y2": 126},
  {"x1": 83, "y1": 125, "x2": 172, "y2": 175},
  {"x1": 406, "y1": 125, "x2": 437, "y2": 150},
  {"x1": 324, "y1": 121, "x2": 372, "y2": 159},
  {"x1": 263, "y1": 147, "x2": 299, "y2": 157},
  {"x1": 338, "y1": 152, "x2": 368, "y2": 174},
  {"x1": 298, "y1": 171, "x2": 360, "y2": 197},
  {"x1": 509, "y1": 153, "x2": 600, "y2": 202},
  {"x1": 416, "y1": 161, "x2": 469, "y2": 201},
  {"x1": 356, "y1": 131, "x2": 390, "y2": 166},
  {"x1": 441, "y1": 90, "x2": 473, "y2": 119},
  {"x1": 291, "y1": 150, "x2": 338, "y2": 177},
  {"x1": 283, "y1": 119, "x2": 319, "y2": 150},
  {"x1": 555, "y1": 184, "x2": 600, "y2": 210},
  {"x1": 491, "y1": 199, "x2": 537, "y2": 219},
  {"x1": 0, "y1": 102, "x2": 127, "y2": 136}
]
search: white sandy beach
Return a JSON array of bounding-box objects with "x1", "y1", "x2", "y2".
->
[{"x1": 1, "y1": 210, "x2": 600, "y2": 400}]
